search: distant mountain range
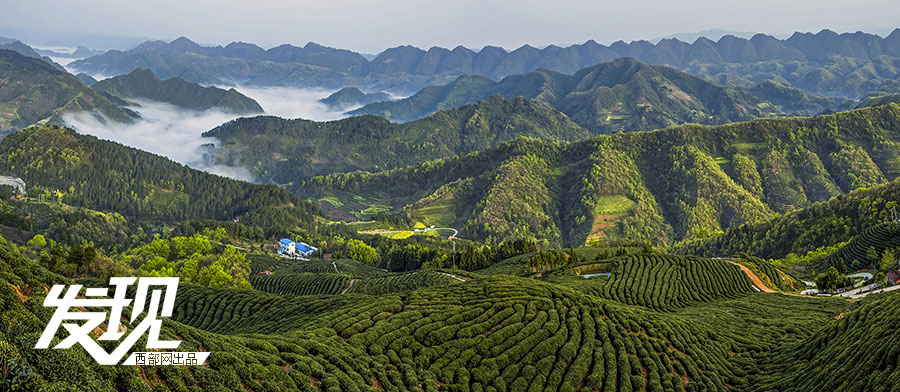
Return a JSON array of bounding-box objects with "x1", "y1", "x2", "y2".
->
[
  {"x1": 349, "y1": 57, "x2": 851, "y2": 132},
  {"x1": 319, "y1": 87, "x2": 391, "y2": 110},
  {"x1": 0, "y1": 50, "x2": 136, "y2": 134},
  {"x1": 0, "y1": 39, "x2": 65, "y2": 71},
  {"x1": 92, "y1": 68, "x2": 264, "y2": 113},
  {"x1": 68, "y1": 30, "x2": 900, "y2": 97}
]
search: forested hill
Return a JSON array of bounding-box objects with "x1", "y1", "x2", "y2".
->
[
  {"x1": 349, "y1": 57, "x2": 847, "y2": 131},
  {"x1": 298, "y1": 104, "x2": 900, "y2": 246},
  {"x1": 204, "y1": 95, "x2": 590, "y2": 183},
  {"x1": 677, "y1": 175, "x2": 900, "y2": 263},
  {"x1": 92, "y1": 68, "x2": 264, "y2": 113},
  {"x1": 0, "y1": 126, "x2": 322, "y2": 233},
  {"x1": 319, "y1": 87, "x2": 391, "y2": 110},
  {"x1": 69, "y1": 30, "x2": 900, "y2": 96},
  {"x1": 0, "y1": 50, "x2": 136, "y2": 134}
]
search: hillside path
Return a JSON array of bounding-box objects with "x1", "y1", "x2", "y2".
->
[
  {"x1": 438, "y1": 272, "x2": 468, "y2": 282},
  {"x1": 725, "y1": 261, "x2": 776, "y2": 293},
  {"x1": 341, "y1": 279, "x2": 359, "y2": 295}
]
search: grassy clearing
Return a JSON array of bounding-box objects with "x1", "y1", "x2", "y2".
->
[
  {"x1": 409, "y1": 195, "x2": 457, "y2": 227},
  {"x1": 587, "y1": 195, "x2": 635, "y2": 242}
]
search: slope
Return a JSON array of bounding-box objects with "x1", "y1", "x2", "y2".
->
[
  {"x1": 301, "y1": 104, "x2": 900, "y2": 246},
  {"x1": 349, "y1": 57, "x2": 782, "y2": 133},
  {"x1": 0, "y1": 126, "x2": 322, "y2": 235},
  {"x1": 92, "y1": 68, "x2": 264, "y2": 114},
  {"x1": 205, "y1": 95, "x2": 590, "y2": 183},
  {"x1": 0, "y1": 49, "x2": 136, "y2": 133}
]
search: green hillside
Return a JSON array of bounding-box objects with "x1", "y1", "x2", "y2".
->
[
  {"x1": 350, "y1": 57, "x2": 786, "y2": 133},
  {"x1": 4, "y1": 230, "x2": 872, "y2": 391},
  {"x1": 319, "y1": 87, "x2": 391, "y2": 110},
  {"x1": 0, "y1": 126, "x2": 322, "y2": 235},
  {"x1": 92, "y1": 68, "x2": 264, "y2": 113},
  {"x1": 0, "y1": 49, "x2": 136, "y2": 134},
  {"x1": 205, "y1": 95, "x2": 590, "y2": 183},
  {"x1": 302, "y1": 104, "x2": 900, "y2": 246}
]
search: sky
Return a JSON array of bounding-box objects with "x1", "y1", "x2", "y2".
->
[{"x1": 1, "y1": 0, "x2": 898, "y2": 53}]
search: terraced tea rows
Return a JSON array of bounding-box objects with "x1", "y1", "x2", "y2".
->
[
  {"x1": 823, "y1": 222, "x2": 900, "y2": 271},
  {"x1": 561, "y1": 255, "x2": 756, "y2": 310},
  {"x1": 172, "y1": 274, "x2": 845, "y2": 392},
  {"x1": 250, "y1": 268, "x2": 464, "y2": 298},
  {"x1": 344, "y1": 270, "x2": 462, "y2": 295},
  {"x1": 250, "y1": 273, "x2": 349, "y2": 296}
]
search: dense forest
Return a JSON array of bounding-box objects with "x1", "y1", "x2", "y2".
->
[
  {"x1": 0, "y1": 126, "x2": 323, "y2": 235},
  {"x1": 300, "y1": 104, "x2": 900, "y2": 246},
  {"x1": 92, "y1": 68, "x2": 264, "y2": 114},
  {"x1": 205, "y1": 95, "x2": 589, "y2": 182},
  {"x1": 0, "y1": 50, "x2": 136, "y2": 133}
]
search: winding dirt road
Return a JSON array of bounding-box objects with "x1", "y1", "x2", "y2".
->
[{"x1": 725, "y1": 261, "x2": 776, "y2": 293}]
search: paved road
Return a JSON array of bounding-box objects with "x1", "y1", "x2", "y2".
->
[{"x1": 838, "y1": 283, "x2": 900, "y2": 299}]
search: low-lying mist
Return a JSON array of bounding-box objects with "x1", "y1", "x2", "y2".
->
[
  {"x1": 63, "y1": 100, "x2": 256, "y2": 182},
  {"x1": 61, "y1": 86, "x2": 363, "y2": 183},
  {"x1": 232, "y1": 86, "x2": 358, "y2": 121}
]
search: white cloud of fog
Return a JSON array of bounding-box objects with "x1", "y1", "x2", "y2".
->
[
  {"x1": 60, "y1": 88, "x2": 370, "y2": 183},
  {"x1": 232, "y1": 86, "x2": 355, "y2": 121},
  {"x1": 62, "y1": 100, "x2": 257, "y2": 182}
]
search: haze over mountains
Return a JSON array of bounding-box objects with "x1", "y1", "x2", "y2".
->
[
  {"x1": 348, "y1": 57, "x2": 851, "y2": 131},
  {"x1": 69, "y1": 30, "x2": 900, "y2": 96}
]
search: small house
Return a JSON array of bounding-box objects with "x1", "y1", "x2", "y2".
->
[{"x1": 888, "y1": 269, "x2": 900, "y2": 285}]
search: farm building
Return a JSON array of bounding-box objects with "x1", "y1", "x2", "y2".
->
[{"x1": 277, "y1": 238, "x2": 318, "y2": 257}]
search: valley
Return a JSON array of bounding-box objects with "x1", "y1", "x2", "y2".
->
[{"x1": 2, "y1": 10, "x2": 900, "y2": 391}]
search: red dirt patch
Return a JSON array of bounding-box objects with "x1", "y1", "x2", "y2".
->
[{"x1": 725, "y1": 261, "x2": 776, "y2": 293}]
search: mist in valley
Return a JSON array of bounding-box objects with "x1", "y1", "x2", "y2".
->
[{"x1": 61, "y1": 86, "x2": 367, "y2": 182}]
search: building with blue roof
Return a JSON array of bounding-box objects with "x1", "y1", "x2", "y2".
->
[{"x1": 277, "y1": 238, "x2": 318, "y2": 257}]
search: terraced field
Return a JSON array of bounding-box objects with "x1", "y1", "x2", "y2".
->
[
  {"x1": 546, "y1": 254, "x2": 756, "y2": 310},
  {"x1": 823, "y1": 222, "x2": 900, "y2": 271}
]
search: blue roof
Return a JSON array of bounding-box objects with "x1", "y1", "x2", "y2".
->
[
  {"x1": 296, "y1": 242, "x2": 316, "y2": 253},
  {"x1": 279, "y1": 238, "x2": 294, "y2": 245}
]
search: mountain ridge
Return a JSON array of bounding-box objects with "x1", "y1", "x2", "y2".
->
[{"x1": 69, "y1": 29, "x2": 900, "y2": 95}]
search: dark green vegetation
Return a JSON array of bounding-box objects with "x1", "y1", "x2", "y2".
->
[
  {"x1": 857, "y1": 93, "x2": 900, "y2": 109},
  {"x1": 750, "y1": 292, "x2": 900, "y2": 391},
  {"x1": 12, "y1": 227, "x2": 896, "y2": 391},
  {"x1": 0, "y1": 50, "x2": 135, "y2": 133},
  {"x1": 679, "y1": 175, "x2": 900, "y2": 265},
  {"x1": 92, "y1": 68, "x2": 264, "y2": 113},
  {"x1": 0, "y1": 126, "x2": 322, "y2": 235},
  {"x1": 70, "y1": 30, "x2": 900, "y2": 97},
  {"x1": 303, "y1": 104, "x2": 900, "y2": 246},
  {"x1": 205, "y1": 95, "x2": 589, "y2": 182},
  {"x1": 319, "y1": 87, "x2": 391, "y2": 110},
  {"x1": 349, "y1": 58, "x2": 841, "y2": 131}
]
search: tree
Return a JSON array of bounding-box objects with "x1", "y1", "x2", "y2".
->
[
  {"x1": 348, "y1": 240, "x2": 379, "y2": 266},
  {"x1": 26, "y1": 234, "x2": 47, "y2": 249},
  {"x1": 816, "y1": 266, "x2": 849, "y2": 292},
  {"x1": 881, "y1": 248, "x2": 898, "y2": 272}
]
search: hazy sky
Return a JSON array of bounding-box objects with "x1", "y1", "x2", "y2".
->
[{"x1": 2, "y1": 0, "x2": 898, "y2": 53}]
